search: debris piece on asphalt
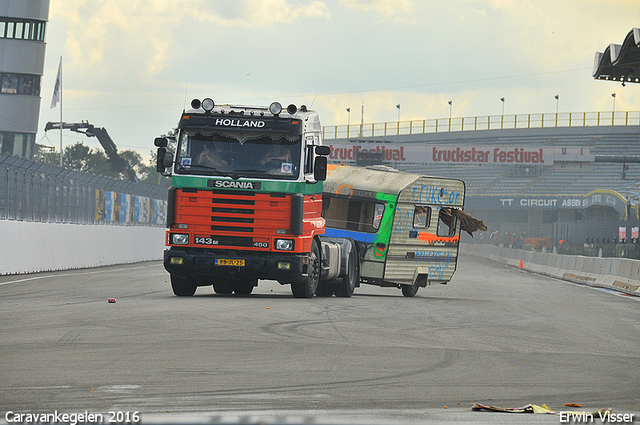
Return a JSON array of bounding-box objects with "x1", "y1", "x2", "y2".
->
[
  {"x1": 472, "y1": 403, "x2": 553, "y2": 414},
  {"x1": 472, "y1": 403, "x2": 612, "y2": 417}
]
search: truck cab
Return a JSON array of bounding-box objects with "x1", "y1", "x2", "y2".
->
[{"x1": 156, "y1": 99, "x2": 329, "y2": 298}]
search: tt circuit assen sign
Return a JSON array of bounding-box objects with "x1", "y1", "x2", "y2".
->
[
  {"x1": 326, "y1": 142, "x2": 552, "y2": 165},
  {"x1": 466, "y1": 191, "x2": 629, "y2": 216}
]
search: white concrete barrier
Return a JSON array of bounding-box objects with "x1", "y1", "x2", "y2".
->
[
  {"x1": 0, "y1": 220, "x2": 166, "y2": 275},
  {"x1": 460, "y1": 244, "x2": 640, "y2": 296},
  {"x1": 540, "y1": 253, "x2": 556, "y2": 277},
  {"x1": 612, "y1": 258, "x2": 640, "y2": 294},
  {"x1": 547, "y1": 254, "x2": 563, "y2": 280},
  {"x1": 602, "y1": 258, "x2": 622, "y2": 289}
]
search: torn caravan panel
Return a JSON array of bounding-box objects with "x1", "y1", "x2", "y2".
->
[{"x1": 322, "y1": 165, "x2": 466, "y2": 293}]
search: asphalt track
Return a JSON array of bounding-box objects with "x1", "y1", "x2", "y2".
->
[{"x1": 0, "y1": 254, "x2": 639, "y2": 424}]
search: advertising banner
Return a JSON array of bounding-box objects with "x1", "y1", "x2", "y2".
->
[
  {"x1": 119, "y1": 194, "x2": 131, "y2": 223},
  {"x1": 153, "y1": 199, "x2": 166, "y2": 225},
  {"x1": 95, "y1": 190, "x2": 105, "y2": 221},
  {"x1": 134, "y1": 196, "x2": 150, "y2": 223},
  {"x1": 326, "y1": 141, "x2": 553, "y2": 165},
  {"x1": 104, "y1": 191, "x2": 116, "y2": 222},
  {"x1": 619, "y1": 226, "x2": 627, "y2": 241}
]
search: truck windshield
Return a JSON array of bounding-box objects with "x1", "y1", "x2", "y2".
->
[{"x1": 175, "y1": 130, "x2": 301, "y2": 180}]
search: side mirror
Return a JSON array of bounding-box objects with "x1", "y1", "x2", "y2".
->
[
  {"x1": 156, "y1": 148, "x2": 166, "y2": 172},
  {"x1": 315, "y1": 145, "x2": 330, "y2": 156},
  {"x1": 154, "y1": 137, "x2": 168, "y2": 148},
  {"x1": 314, "y1": 156, "x2": 327, "y2": 182},
  {"x1": 156, "y1": 147, "x2": 173, "y2": 173}
]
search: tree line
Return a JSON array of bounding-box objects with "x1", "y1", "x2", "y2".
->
[{"x1": 33, "y1": 141, "x2": 172, "y2": 189}]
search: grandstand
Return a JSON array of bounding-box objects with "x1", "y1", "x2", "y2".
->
[{"x1": 323, "y1": 114, "x2": 640, "y2": 256}]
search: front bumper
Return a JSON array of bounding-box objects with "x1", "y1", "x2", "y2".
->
[{"x1": 163, "y1": 248, "x2": 310, "y2": 285}]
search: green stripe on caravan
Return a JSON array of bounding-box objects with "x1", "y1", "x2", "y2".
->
[{"x1": 171, "y1": 175, "x2": 322, "y2": 194}]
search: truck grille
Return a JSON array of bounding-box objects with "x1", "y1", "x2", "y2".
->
[{"x1": 173, "y1": 188, "x2": 292, "y2": 250}]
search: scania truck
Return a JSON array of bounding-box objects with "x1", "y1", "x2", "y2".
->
[
  {"x1": 155, "y1": 98, "x2": 344, "y2": 298},
  {"x1": 156, "y1": 98, "x2": 484, "y2": 298}
]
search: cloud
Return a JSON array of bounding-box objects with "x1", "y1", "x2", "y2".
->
[
  {"x1": 248, "y1": 0, "x2": 330, "y2": 22},
  {"x1": 51, "y1": 0, "x2": 331, "y2": 87},
  {"x1": 190, "y1": 0, "x2": 330, "y2": 26},
  {"x1": 340, "y1": 0, "x2": 412, "y2": 17}
]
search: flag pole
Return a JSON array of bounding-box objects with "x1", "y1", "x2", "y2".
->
[{"x1": 59, "y1": 56, "x2": 63, "y2": 167}]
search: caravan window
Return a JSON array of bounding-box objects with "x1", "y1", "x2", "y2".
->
[
  {"x1": 322, "y1": 195, "x2": 385, "y2": 233},
  {"x1": 437, "y1": 207, "x2": 459, "y2": 237},
  {"x1": 413, "y1": 206, "x2": 431, "y2": 229}
]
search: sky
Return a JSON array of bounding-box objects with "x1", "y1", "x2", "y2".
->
[{"x1": 37, "y1": 0, "x2": 640, "y2": 162}]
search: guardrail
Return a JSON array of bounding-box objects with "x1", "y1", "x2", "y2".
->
[{"x1": 323, "y1": 111, "x2": 640, "y2": 139}]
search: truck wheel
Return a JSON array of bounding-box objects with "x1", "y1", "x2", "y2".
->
[
  {"x1": 316, "y1": 281, "x2": 334, "y2": 297},
  {"x1": 213, "y1": 282, "x2": 233, "y2": 295},
  {"x1": 291, "y1": 240, "x2": 320, "y2": 298},
  {"x1": 401, "y1": 282, "x2": 419, "y2": 297},
  {"x1": 233, "y1": 279, "x2": 256, "y2": 295},
  {"x1": 171, "y1": 275, "x2": 197, "y2": 297},
  {"x1": 335, "y1": 247, "x2": 358, "y2": 298}
]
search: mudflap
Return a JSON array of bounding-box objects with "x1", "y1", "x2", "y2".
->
[{"x1": 412, "y1": 266, "x2": 430, "y2": 288}]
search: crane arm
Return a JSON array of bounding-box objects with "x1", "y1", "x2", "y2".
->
[{"x1": 45, "y1": 121, "x2": 138, "y2": 182}]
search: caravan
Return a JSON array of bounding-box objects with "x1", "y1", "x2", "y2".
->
[{"x1": 322, "y1": 165, "x2": 477, "y2": 297}]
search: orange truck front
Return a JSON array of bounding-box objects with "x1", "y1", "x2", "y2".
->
[{"x1": 155, "y1": 99, "x2": 329, "y2": 298}]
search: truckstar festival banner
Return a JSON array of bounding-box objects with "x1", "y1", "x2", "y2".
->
[{"x1": 326, "y1": 142, "x2": 552, "y2": 165}]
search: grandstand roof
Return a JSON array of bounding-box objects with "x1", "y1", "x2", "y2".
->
[{"x1": 593, "y1": 28, "x2": 640, "y2": 84}]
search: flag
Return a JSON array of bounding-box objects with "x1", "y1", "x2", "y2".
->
[{"x1": 50, "y1": 57, "x2": 61, "y2": 109}]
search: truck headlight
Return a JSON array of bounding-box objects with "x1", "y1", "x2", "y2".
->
[
  {"x1": 171, "y1": 233, "x2": 189, "y2": 245},
  {"x1": 269, "y1": 102, "x2": 282, "y2": 116},
  {"x1": 275, "y1": 239, "x2": 294, "y2": 251},
  {"x1": 202, "y1": 98, "x2": 215, "y2": 112}
]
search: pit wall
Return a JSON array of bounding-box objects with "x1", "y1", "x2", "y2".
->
[
  {"x1": 460, "y1": 244, "x2": 640, "y2": 296},
  {"x1": 0, "y1": 221, "x2": 166, "y2": 275}
]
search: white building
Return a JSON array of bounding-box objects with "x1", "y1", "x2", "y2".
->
[{"x1": 0, "y1": 0, "x2": 49, "y2": 159}]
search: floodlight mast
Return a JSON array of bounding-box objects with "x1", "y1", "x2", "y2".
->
[{"x1": 593, "y1": 28, "x2": 640, "y2": 85}]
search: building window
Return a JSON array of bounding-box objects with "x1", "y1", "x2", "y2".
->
[
  {"x1": 0, "y1": 73, "x2": 40, "y2": 96},
  {"x1": 0, "y1": 18, "x2": 46, "y2": 41},
  {"x1": 18, "y1": 75, "x2": 40, "y2": 95},
  {"x1": 0, "y1": 132, "x2": 35, "y2": 158},
  {"x1": 1, "y1": 74, "x2": 18, "y2": 93}
]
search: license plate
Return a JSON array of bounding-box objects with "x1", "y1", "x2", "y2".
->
[{"x1": 216, "y1": 259, "x2": 245, "y2": 266}]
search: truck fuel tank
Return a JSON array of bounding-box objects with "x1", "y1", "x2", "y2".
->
[{"x1": 320, "y1": 240, "x2": 342, "y2": 281}]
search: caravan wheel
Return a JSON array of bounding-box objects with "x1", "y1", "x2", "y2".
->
[{"x1": 401, "y1": 282, "x2": 419, "y2": 297}]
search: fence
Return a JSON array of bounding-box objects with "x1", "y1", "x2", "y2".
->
[
  {"x1": 0, "y1": 153, "x2": 167, "y2": 226},
  {"x1": 467, "y1": 219, "x2": 640, "y2": 260},
  {"x1": 322, "y1": 110, "x2": 640, "y2": 139}
]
